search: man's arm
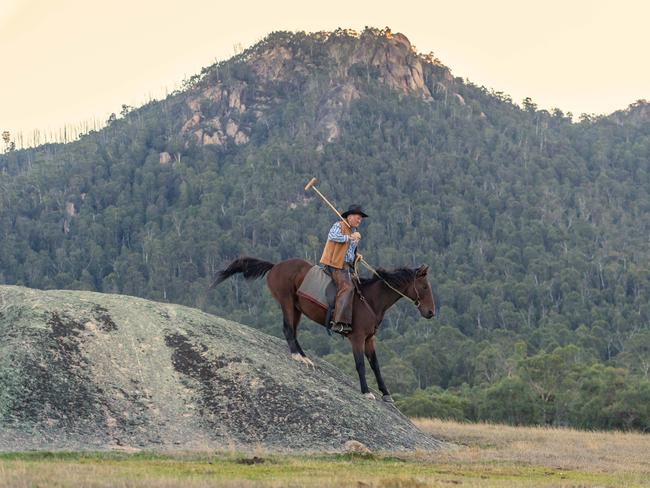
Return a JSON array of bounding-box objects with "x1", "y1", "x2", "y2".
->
[{"x1": 327, "y1": 222, "x2": 349, "y2": 243}]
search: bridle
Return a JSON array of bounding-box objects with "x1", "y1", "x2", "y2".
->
[{"x1": 411, "y1": 276, "x2": 422, "y2": 307}]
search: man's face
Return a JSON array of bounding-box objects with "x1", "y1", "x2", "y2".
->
[{"x1": 347, "y1": 214, "x2": 363, "y2": 227}]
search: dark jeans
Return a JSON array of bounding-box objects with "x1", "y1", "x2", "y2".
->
[{"x1": 327, "y1": 264, "x2": 355, "y2": 324}]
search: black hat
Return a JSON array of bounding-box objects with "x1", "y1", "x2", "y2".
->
[{"x1": 341, "y1": 204, "x2": 368, "y2": 218}]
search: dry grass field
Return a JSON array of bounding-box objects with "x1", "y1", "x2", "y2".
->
[
  {"x1": 1, "y1": 419, "x2": 648, "y2": 487},
  {"x1": 413, "y1": 418, "x2": 650, "y2": 487}
]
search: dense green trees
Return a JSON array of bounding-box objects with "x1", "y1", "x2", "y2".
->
[{"x1": 1, "y1": 29, "x2": 649, "y2": 430}]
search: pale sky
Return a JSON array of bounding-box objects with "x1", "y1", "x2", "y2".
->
[{"x1": 1, "y1": 0, "x2": 649, "y2": 147}]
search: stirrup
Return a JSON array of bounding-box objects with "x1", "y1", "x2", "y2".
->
[{"x1": 329, "y1": 321, "x2": 352, "y2": 334}]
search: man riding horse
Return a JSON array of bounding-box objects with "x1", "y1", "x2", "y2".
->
[
  {"x1": 319, "y1": 204, "x2": 368, "y2": 335},
  {"x1": 210, "y1": 179, "x2": 436, "y2": 398}
]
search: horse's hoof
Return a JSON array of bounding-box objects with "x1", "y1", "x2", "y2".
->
[
  {"x1": 382, "y1": 394, "x2": 394, "y2": 403},
  {"x1": 363, "y1": 392, "x2": 376, "y2": 400},
  {"x1": 291, "y1": 353, "x2": 315, "y2": 368},
  {"x1": 304, "y1": 356, "x2": 315, "y2": 368}
]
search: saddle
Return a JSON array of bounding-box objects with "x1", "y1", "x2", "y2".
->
[
  {"x1": 297, "y1": 265, "x2": 337, "y2": 311},
  {"x1": 298, "y1": 265, "x2": 370, "y2": 335}
]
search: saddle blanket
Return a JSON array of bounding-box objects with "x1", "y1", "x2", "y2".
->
[{"x1": 297, "y1": 265, "x2": 336, "y2": 310}]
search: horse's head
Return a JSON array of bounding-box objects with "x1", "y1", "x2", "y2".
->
[{"x1": 412, "y1": 265, "x2": 436, "y2": 319}]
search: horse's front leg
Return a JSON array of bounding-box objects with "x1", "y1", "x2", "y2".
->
[
  {"x1": 351, "y1": 336, "x2": 374, "y2": 399},
  {"x1": 365, "y1": 336, "x2": 392, "y2": 402}
]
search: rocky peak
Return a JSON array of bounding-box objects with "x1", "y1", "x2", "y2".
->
[
  {"x1": 177, "y1": 28, "x2": 457, "y2": 148},
  {"x1": 248, "y1": 28, "x2": 448, "y2": 99}
]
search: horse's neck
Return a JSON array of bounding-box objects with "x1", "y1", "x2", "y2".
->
[{"x1": 364, "y1": 280, "x2": 404, "y2": 319}]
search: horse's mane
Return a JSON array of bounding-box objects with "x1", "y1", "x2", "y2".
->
[{"x1": 359, "y1": 267, "x2": 417, "y2": 289}]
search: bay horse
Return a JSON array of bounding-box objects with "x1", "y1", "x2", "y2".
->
[{"x1": 210, "y1": 257, "x2": 435, "y2": 401}]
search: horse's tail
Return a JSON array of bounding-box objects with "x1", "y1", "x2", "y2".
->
[{"x1": 209, "y1": 256, "x2": 275, "y2": 288}]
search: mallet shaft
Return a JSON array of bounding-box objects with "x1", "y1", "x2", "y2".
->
[{"x1": 304, "y1": 178, "x2": 351, "y2": 228}]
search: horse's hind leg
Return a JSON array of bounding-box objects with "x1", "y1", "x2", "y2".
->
[
  {"x1": 293, "y1": 332, "x2": 314, "y2": 366},
  {"x1": 267, "y1": 263, "x2": 314, "y2": 367},
  {"x1": 281, "y1": 308, "x2": 300, "y2": 355},
  {"x1": 282, "y1": 305, "x2": 314, "y2": 367}
]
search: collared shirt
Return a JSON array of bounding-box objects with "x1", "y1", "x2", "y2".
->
[{"x1": 327, "y1": 221, "x2": 358, "y2": 264}]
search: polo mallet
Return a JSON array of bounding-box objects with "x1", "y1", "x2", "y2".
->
[{"x1": 304, "y1": 177, "x2": 351, "y2": 229}]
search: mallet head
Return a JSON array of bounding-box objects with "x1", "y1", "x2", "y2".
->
[{"x1": 304, "y1": 177, "x2": 317, "y2": 191}]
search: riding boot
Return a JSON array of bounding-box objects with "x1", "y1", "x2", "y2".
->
[{"x1": 330, "y1": 265, "x2": 355, "y2": 334}]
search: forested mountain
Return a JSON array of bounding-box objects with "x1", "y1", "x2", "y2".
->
[{"x1": 2, "y1": 27, "x2": 649, "y2": 430}]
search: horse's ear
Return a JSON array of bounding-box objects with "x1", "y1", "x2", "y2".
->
[{"x1": 416, "y1": 265, "x2": 429, "y2": 277}]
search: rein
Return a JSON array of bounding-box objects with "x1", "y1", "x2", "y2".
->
[{"x1": 358, "y1": 258, "x2": 421, "y2": 307}]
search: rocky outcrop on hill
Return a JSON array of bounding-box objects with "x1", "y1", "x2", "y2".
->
[
  {"x1": 609, "y1": 100, "x2": 650, "y2": 125},
  {"x1": 177, "y1": 28, "x2": 459, "y2": 148},
  {"x1": 0, "y1": 285, "x2": 441, "y2": 452}
]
